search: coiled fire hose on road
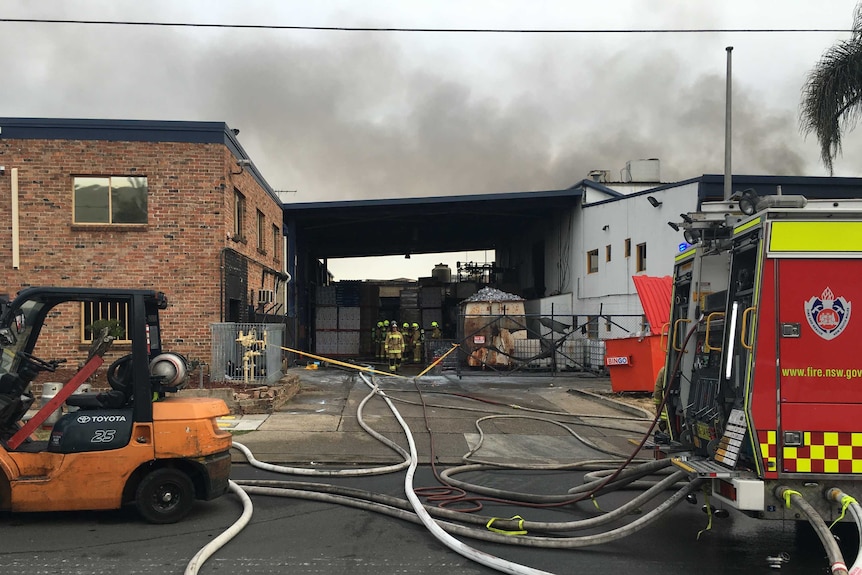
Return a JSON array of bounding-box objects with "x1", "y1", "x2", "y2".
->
[{"x1": 183, "y1": 361, "x2": 705, "y2": 575}]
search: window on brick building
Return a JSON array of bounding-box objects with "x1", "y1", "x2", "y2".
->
[
  {"x1": 73, "y1": 176, "x2": 147, "y2": 224},
  {"x1": 81, "y1": 300, "x2": 131, "y2": 343},
  {"x1": 257, "y1": 209, "x2": 266, "y2": 252},
  {"x1": 233, "y1": 190, "x2": 246, "y2": 241},
  {"x1": 272, "y1": 224, "x2": 281, "y2": 262}
]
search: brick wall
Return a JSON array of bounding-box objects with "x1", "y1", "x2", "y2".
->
[{"x1": 0, "y1": 137, "x2": 284, "y2": 375}]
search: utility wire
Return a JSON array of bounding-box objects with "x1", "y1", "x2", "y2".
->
[{"x1": 0, "y1": 18, "x2": 853, "y2": 34}]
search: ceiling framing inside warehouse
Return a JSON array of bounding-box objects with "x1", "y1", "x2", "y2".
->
[{"x1": 282, "y1": 188, "x2": 584, "y2": 259}]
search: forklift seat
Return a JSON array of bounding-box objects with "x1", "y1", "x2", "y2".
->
[
  {"x1": 65, "y1": 354, "x2": 134, "y2": 410},
  {"x1": 65, "y1": 389, "x2": 127, "y2": 409}
]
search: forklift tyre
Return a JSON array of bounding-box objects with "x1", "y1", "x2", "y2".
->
[{"x1": 135, "y1": 468, "x2": 195, "y2": 524}]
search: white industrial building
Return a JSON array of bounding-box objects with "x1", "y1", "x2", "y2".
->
[
  {"x1": 285, "y1": 166, "x2": 862, "y2": 357},
  {"x1": 499, "y1": 165, "x2": 862, "y2": 335}
]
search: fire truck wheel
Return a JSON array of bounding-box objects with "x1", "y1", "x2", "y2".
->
[{"x1": 135, "y1": 468, "x2": 195, "y2": 524}]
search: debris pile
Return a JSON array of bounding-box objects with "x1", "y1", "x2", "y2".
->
[{"x1": 463, "y1": 287, "x2": 523, "y2": 303}]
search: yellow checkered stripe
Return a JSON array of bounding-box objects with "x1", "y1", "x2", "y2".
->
[
  {"x1": 762, "y1": 431, "x2": 862, "y2": 474},
  {"x1": 758, "y1": 430, "x2": 777, "y2": 473}
]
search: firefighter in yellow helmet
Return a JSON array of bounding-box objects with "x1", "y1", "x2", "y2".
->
[
  {"x1": 411, "y1": 322, "x2": 424, "y2": 364},
  {"x1": 378, "y1": 320, "x2": 390, "y2": 360},
  {"x1": 384, "y1": 321, "x2": 405, "y2": 372},
  {"x1": 430, "y1": 321, "x2": 442, "y2": 340}
]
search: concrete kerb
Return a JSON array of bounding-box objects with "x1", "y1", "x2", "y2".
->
[{"x1": 565, "y1": 387, "x2": 655, "y2": 420}]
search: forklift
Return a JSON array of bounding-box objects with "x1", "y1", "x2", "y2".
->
[{"x1": 0, "y1": 287, "x2": 232, "y2": 523}]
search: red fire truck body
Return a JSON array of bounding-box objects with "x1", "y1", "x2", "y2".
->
[{"x1": 663, "y1": 194, "x2": 862, "y2": 520}]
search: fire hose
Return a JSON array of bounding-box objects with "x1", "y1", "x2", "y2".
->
[{"x1": 185, "y1": 366, "x2": 705, "y2": 575}]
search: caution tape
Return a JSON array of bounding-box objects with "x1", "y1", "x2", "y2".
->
[
  {"x1": 280, "y1": 342, "x2": 460, "y2": 380},
  {"x1": 417, "y1": 343, "x2": 460, "y2": 377},
  {"x1": 279, "y1": 346, "x2": 411, "y2": 379}
]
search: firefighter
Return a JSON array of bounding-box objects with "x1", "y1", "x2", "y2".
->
[
  {"x1": 372, "y1": 322, "x2": 382, "y2": 359},
  {"x1": 384, "y1": 322, "x2": 404, "y2": 372},
  {"x1": 653, "y1": 364, "x2": 668, "y2": 432},
  {"x1": 402, "y1": 322, "x2": 414, "y2": 364},
  {"x1": 430, "y1": 321, "x2": 442, "y2": 340},
  {"x1": 378, "y1": 320, "x2": 389, "y2": 359},
  {"x1": 411, "y1": 322, "x2": 424, "y2": 364}
]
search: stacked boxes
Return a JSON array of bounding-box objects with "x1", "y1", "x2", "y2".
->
[
  {"x1": 360, "y1": 283, "x2": 380, "y2": 356},
  {"x1": 317, "y1": 285, "x2": 337, "y2": 306},
  {"x1": 338, "y1": 331, "x2": 361, "y2": 356},
  {"x1": 315, "y1": 306, "x2": 338, "y2": 330},
  {"x1": 315, "y1": 284, "x2": 361, "y2": 357},
  {"x1": 420, "y1": 286, "x2": 443, "y2": 331},
  {"x1": 338, "y1": 306, "x2": 361, "y2": 330},
  {"x1": 400, "y1": 286, "x2": 420, "y2": 327}
]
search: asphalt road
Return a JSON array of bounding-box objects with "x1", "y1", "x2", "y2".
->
[{"x1": 0, "y1": 463, "x2": 851, "y2": 575}]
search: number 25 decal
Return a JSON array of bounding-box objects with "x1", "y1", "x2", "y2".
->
[{"x1": 91, "y1": 429, "x2": 116, "y2": 443}]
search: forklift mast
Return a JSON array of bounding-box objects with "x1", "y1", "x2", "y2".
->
[{"x1": 0, "y1": 287, "x2": 168, "y2": 425}]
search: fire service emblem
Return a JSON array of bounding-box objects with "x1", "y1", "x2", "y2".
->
[{"x1": 804, "y1": 287, "x2": 851, "y2": 341}]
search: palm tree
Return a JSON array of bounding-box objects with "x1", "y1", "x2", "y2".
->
[{"x1": 800, "y1": 2, "x2": 862, "y2": 174}]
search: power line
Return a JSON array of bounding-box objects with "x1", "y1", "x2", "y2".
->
[{"x1": 0, "y1": 18, "x2": 853, "y2": 34}]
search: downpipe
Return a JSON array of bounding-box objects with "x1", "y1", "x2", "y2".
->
[{"x1": 775, "y1": 486, "x2": 848, "y2": 575}]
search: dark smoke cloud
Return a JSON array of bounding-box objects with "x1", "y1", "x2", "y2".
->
[{"x1": 0, "y1": 5, "x2": 839, "y2": 201}]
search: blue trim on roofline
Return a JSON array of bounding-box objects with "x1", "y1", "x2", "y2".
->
[
  {"x1": 283, "y1": 187, "x2": 582, "y2": 211},
  {"x1": 0, "y1": 117, "x2": 277, "y2": 201},
  {"x1": 582, "y1": 173, "x2": 862, "y2": 209}
]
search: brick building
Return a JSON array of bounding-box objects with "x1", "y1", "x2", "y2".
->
[{"x1": 0, "y1": 118, "x2": 286, "y2": 378}]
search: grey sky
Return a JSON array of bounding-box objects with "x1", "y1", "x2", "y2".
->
[{"x1": 3, "y1": 0, "x2": 861, "y2": 279}]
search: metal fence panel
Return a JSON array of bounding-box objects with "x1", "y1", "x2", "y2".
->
[
  {"x1": 210, "y1": 323, "x2": 284, "y2": 384},
  {"x1": 454, "y1": 311, "x2": 650, "y2": 375}
]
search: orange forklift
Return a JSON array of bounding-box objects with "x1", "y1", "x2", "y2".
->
[{"x1": 0, "y1": 287, "x2": 232, "y2": 523}]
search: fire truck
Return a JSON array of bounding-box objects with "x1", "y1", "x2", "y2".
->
[{"x1": 662, "y1": 189, "x2": 862, "y2": 521}]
